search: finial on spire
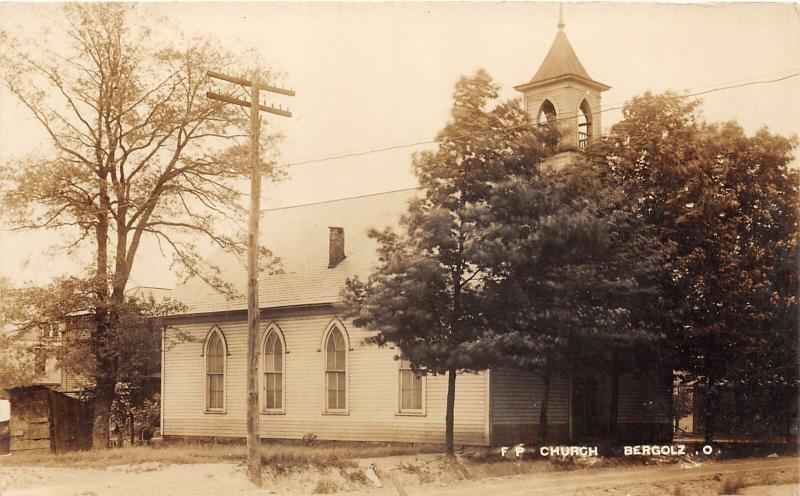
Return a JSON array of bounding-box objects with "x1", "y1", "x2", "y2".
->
[{"x1": 557, "y1": 2, "x2": 565, "y2": 30}]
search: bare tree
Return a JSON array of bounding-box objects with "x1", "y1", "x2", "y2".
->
[{"x1": 0, "y1": 4, "x2": 281, "y2": 447}]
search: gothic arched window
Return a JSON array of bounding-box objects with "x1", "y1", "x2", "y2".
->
[
  {"x1": 324, "y1": 326, "x2": 348, "y2": 412},
  {"x1": 262, "y1": 325, "x2": 285, "y2": 412},
  {"x1": 537, "y1": 99, "x2": 557, "y2": 126},
  {"x1": 578, "y1": 99, "x2": 592, "y2": 149},
  {"x1": 204, "y1": 327, "x2": 227, "y2": 412}
]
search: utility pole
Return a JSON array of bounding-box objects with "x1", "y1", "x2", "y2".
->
[{"x1": 207, "y1": 70, "x2": 294, "y2": 487}]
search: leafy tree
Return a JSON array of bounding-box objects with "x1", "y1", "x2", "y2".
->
[
  {"x1": 589, "y1": 92, "x2": 799, "y2": 442},
  {"x1": 342, "y1": 70, "x2": 545, "y2": 454},
  {"x1": 111, "y1": 388, "x2": 161, "y2": 446},
  {"x1": 1, "y1": 274, "x2": 186, "y2": 408},
  {"x1": 0, "y1": 4, "x2": 280, "y2": 446},
  {"x1": 0, "y1": 277, "x2": 59, "y2": 398},
  {"x1": 0, "y1": 333, "x2": 38, "y2": 401}
]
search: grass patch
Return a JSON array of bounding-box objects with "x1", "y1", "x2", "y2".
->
[
  {"x1": 398, "y1": 461, "x2": 435, "y2": 483},
  {"x1": 342, "y1": 468, "x2": 369, "y2": 485},
  {"x1": 313, "y1": 478, "x2": 341, "y2": 494},
  {"x1": 0, "y1": 440, "x2": 438, "y2": 470}
]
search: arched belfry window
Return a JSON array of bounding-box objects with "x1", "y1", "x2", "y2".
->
[
  {"x1": 262, "y1": 324, "x2": 285, "y2": 413},
  {"x1": 537, "y1": 99, "x2": 557, "y2": 126},
  {"x1": 324, "y1": 325, "x2": 348, "y2": 412},
  {"x1": 204, "y1": 327, "x2": 227, "y2": 412},
  {"x1": 578, "y1": 99, "x2": 592, "y2": 149}
]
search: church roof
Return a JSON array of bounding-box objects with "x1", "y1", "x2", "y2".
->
[
  {"x1": 530, "y1": 29, "x2": 592, "y2": 84},
  {"x1": 169, "y1": 188, "x2": 420, "y2": 316},
  {"x1": 516, "y1": 23, "x2": 610, "y2": 92}
]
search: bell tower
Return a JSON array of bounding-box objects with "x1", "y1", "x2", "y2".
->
[{"x1": 514, "y1": 5, "x2": 610, "y2": 168}]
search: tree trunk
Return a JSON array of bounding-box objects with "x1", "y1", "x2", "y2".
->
[
  {"x1": 91, "y1": 164, "x2": 112, "y2": 448},
  {"x1": 538, "y1": 365, "x2": 552, "y2": 443},
  {"x1": 115, "y1": 419, "x2": 124, "y2": 448},
  {"x1": 445, "y1": 368, "x2": 457, "y2": 456},
  {"x1": 704, "y1": 382, "x2": 717, "y2": 444},
  {"x1": 669, "y1": 373, "x2": 676, "y2": 439},
  {"x1": 129, "y1": 411, "x2": 135, "y2": 446},
  {"x1": 92, "y1": 393, "x2": 112, "y2": 449},
  {"x1": 608, "y1": 358, "x2": 620, "y2": 441}
]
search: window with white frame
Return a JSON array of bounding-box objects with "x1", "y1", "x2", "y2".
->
[
  {"x1": 205, "y1": 329, "x2": 226, "y2": 411},
  {"x1": 263, "y1": 328, "x2": 284, "y2": 412},
  {"x1": 325, "y1": 327, "x2": 347, "y2": 412},
  {"x1": 399, "y1": 357, "x2": 424, "y2": 413}
]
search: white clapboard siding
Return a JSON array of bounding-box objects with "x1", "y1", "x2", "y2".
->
[
  {"x1": 163, "y1": 308, "x2": 488, "y2": 445},
  {"x1": 490, "y1": 368, "x2": 569, "y2": 425}
]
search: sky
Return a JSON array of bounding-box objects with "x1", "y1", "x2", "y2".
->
[{"x1": 0, "y1": 2, "x2": 798, "y2": 289}]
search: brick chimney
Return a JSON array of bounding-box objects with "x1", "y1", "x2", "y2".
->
[{"x1": 328, "y1": 227, "x2": 345, "y2": 268}]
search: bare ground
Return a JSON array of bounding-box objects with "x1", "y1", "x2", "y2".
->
[
  {"x1": 0, "y1": 454, "x2": 797, "y2": 496},
  {"x1": 378, "y1": 456, "x2": 800, "y2": 496}
]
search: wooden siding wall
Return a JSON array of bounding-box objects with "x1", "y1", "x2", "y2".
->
[
  {"x1": 489, "y1": 367, "x2": 671, "y2": 444},
  {"x1": 163, "y1": 308, "x2": 488, "y2": 445},
  {"x1": 491, "y1": 368, "x2": 570, "y2": 426},
  {"x1": 47, "y1": 388, "x2": 92, "y2": 453},
  {"x1": 8, "y1": 387, "x2": 91, "y2": 453},
  {"x1": 9, "y1": 388, "x2": 51, "y2": 452}
]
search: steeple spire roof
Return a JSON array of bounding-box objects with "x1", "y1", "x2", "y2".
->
[
  {"x1": 515, "y1": 5, "x2": 610, "y2": 92},
  {"x1": 529, "y1": 28, "x2": 591, "y2": 84}
]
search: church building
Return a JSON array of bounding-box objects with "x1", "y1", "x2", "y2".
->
[{"x1": 160, "y1": 16, "x2": 671, "y2": 447}]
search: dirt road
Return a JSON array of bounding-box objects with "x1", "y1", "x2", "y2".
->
[
  {"x1": 387, "y1": 457, "x2": 799, "y2": 496},
  {"x1": 0, "y1": 456, "x2": 797, "y2": 496}
]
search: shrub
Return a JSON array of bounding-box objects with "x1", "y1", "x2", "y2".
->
[{"x1": 302, "y1": 433, "x2": 318, "y2": 446}]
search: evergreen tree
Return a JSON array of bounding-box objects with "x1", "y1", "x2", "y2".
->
[
  {"x1": 478, "y1": 160, "x2": 669, "y2": 442},
  {"x1": 341, "y1": 69, "x2": 545, "y2": 454}
]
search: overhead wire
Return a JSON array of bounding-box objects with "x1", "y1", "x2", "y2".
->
[
  {"x1": 272, "y1": 71, "x2": 800, "y2": 170},
  {"x1": 1, "y1": 69, "x2": 797, "y2": 221}
]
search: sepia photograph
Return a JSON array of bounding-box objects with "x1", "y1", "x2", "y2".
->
[{"x1": 0, "y1": 2, "x2": 798, "y2": 495}]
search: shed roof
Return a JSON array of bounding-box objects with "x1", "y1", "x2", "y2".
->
[{"x1": 170, "y1": 188, "x2": 419, "y2": 315}]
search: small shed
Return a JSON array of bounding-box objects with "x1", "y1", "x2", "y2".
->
[{"x1": 7, "y1": 385, "x2": 92, "y2": 453}]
